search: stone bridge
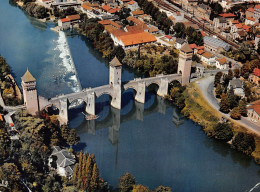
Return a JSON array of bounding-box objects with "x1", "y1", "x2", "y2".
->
[{"x1": 38, "y1": 59, "x2": 182, "y2": 124}]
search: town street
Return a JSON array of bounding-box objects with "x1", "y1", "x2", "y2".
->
[{"x1": 197, "y1": 76, "x2": 260, "y2": 134}]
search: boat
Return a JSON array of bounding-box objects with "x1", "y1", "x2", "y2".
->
[{"x1": 82, "y1": 112, "x2": 99, "y2": 120}]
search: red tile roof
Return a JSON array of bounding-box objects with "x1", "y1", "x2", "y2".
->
[
  {"x1": 102, "y1": 5, "x2": 111, "y2": 11},
  {"x1": 219, "y1": 13, "x2": 236, "y2": 18},
  {"x1": 200, "y1": 30, "x2": 205, "y2": 37},
  {"x1": 255, "y1": 4, "x2": 260, "y2": 9},
  {"x1": 217, "y1": 57, "x2": 227, "y2": 65},
  {"x1": 248, "y1": 100, "x2": 260, "y2": 116},
  {"x1": 189, "y1": 44, "x2": 197, "y2": 49},
  {"x1": 108, "y1": 8, "x2": 121, "y2": 14},
  {"x1": 128, "y1": 0, "x2": 136, "y2": 5},
  {"x1": 247, "y1": 7, "x2": 254, "y2": 13},
  {"x1": 118, "y1": 32, "x2": 157, "y2": 46},
  {"x1": 176, "y1": 12, "x2": 181, "y2": 16},
  {"x1": 202, "y1": 51, "x2": 214, "y2": 59},
  {"x1": 253, "y1": 68, "x2": 260, "y2": 77},
  {"x1": 165, "y1": 35, "x2": 172, "y2": 39},
  {"x1": 131, "y1": 10, "x2": 144, "y2": 15},
  {"x1": 67, "y1": 15, "x2": 80, "y2": 21},
  {"x1": 232, "y1": 20, "x2": 239, "y2": 24},
  {"x1": 81, "y1": 3, "x2": 92, "y2": 10},
  {"x1": 196, "y1": 46, "x2": 204, "y2": 50},
  {"x1": 197, "y1": 49, "x2": 204, "y2": 55},
  {"x1": 61, "y1": 18, "x2": 70, "y2": 23},
  {"x1": 235, "y1": 23, "x2": 243, "y2": 29}
]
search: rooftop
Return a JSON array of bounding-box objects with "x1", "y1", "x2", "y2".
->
[
  {"x1": 110, "y1": 57, "x2": 122, "y2": 67},
  {"x1": 219, "y1": 13, "x2": 236, "y2": 18},
  {"x1": 216, "y1": 57, "x2": 227, "y2": 65},
  {"x1": 253, "y1": 68, "x2": 260, "y2": 77},
  {"x1": 180, "y1": 43, "x2": 193, "y2": 53},
  {"x1": 202, "y1": 51, "x2": 214, "y2": 59},
  {"x1": 21, "y1": 69, "x2": 36, "y2": 83},
  {"x1": 204, "y1": 36, "x2": 231, "y2": 51}
]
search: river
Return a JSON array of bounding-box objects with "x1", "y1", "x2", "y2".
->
[{"x1": 1, "y1": 1, "x2": 260, "y2": 192}]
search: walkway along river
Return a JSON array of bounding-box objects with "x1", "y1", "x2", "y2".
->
[{"x1": 1, "y1": 1, "x2": 260, "y2": 191}]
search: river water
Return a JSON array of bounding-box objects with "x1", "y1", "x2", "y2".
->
[{"x1": 1, "y1": 1, "x2": 260, "y2": 192}]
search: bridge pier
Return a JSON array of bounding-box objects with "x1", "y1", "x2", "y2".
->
[
  {"x1": 86, "y1": 92, "x2": 95, "y2": 115},
  {"x1": 157, "y1": 79, "x2": 169, "y2": 97},
  {"x1": 111, "y1": 85, "x2": 121, "y2": 110},
  {"x1": 135, "y1": 82, "x2": 145, "y2": 104},
  {"x1": 59, "y1": 99, "x2": 68, "y2": 124}
]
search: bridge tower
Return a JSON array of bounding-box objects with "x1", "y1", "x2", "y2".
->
[
  {"x1": 178, "y1": 43, "x2": 193, "y2": 85},
  {"x1": 109, "y1": 57, "x2": 122, "y2": 109},
  {"x1": 21, "y1": 69, "x2": 39, "y2": 115}
]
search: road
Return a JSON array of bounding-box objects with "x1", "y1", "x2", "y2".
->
[{"x1": 197, "y1": 76, "x2": 260, "y2": 135}]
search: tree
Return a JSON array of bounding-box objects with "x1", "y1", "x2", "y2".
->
[
  {"x1": 215, "y1": 84, "x2": 223, "y2": 98},
  {"x1": 213, "y1": 123, "x2": 233, "y2": 141},
  {"x1": 233, "y1": 68, "x2": 240, "y2": 78},
  {"x1": 132, "y1": 185, "x2": 150, "y2": 192},
  {"x1": 219, "y1": 93, "x2": 230, "y2": 113},
  {"x1": 214, "y1": 72, "x2": 222, "y2": 87},
  {"x1": 154, "y1": 185, "x2": 172, "y2": 192},
  {"x1": 238, "y1": 100, "x2": 247, "y2": 117},
  {"x1": 232, "y1": 132, "x2": 255, "y2": 155},
  {"x1": 89, "y1": 163, "x2": 100, "y2": 192},
  {"x1": 228, "y1": 87, "x2": 238, "y2": 109},
  {"x1": 67, "y1": 129, "x2": 80, "y2": 148},
  {"x1": 227, "y1": 69, "x2": 233, "y2": 80},
  {"x1": 118, "y1": 172, "x2": 136, "y2": 192},
  {"x1": 257, "y1": 41, "x2": 260, "y2": 55},
  {"x1": 230, "y1": 107, "x2": 241, "y2": 120},
  {"x1": 173, "y1": 22, "x2": 186, "y2": 38}
]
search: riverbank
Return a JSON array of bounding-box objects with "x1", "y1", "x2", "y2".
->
[{"x1": 182, "y1": 80, "x2": 260, "y2": 164}]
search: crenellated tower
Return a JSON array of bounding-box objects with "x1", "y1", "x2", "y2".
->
[{"x1": 21, "y1": 69, "x2": 39, "y2": 115}]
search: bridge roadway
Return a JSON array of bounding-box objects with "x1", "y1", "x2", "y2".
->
[{"x1": 39, "y1": 73, "x2": 182, "y2": 124}]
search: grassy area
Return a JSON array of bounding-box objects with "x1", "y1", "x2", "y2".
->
[{"x1": 183, "y1": 82, "x2": 260, "y2": 164}]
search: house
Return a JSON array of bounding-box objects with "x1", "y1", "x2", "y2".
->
[
  {"x1": 228, "y1": 78, "x2": 245, "y2": 97},
  {"x1": 247, "y1": 100, "x2": 260, "y2": 124},
  {"x1": 58, "y1": 14, "x2": 80, "y2": 30},
  {"x1": 126, "y1": 0, "x2": 139, "y2": 11},
  {"x1": 165, "y1": 35, "x2": 173, "y2": 42},
  {"x1": 201, "y1": 51, "x2": 215, "y2": 65},
  {"x1": 219, "y1": 13, "x2": 236, "y2": 25},
  {"x1": 203, "y1": 36, "x2": 231, "y2": 52},
  {"x1": 245, "y1": 17, "x2": 256, "y2": 26},
  {"x1": 254, "y1": 5, "x2": 260, "y2": 21},
  {"x1": 48, "y1": 146, "x2": 76, "y2": 177},
  {"x1": 175, "y1": 38, "x2": 186, "y2": 49},
  {"x1": 110, "y1": 29, "x2": 157, "y2": 48},
  {"x1": 127, "y1": 16, "x2": 148, "y2": 30},
  {"x1": 216, "y1": 57, "x2": 228, "y2": 69},
  {"x1": 246, "y1": 7, "x2": 255, "y2": 18},
  {"x1": 249, "y1": 68, "x2": 260, "y2": 86},
  {"x1": 213, "y1": 17, "x2": 227, "y2": 30},
  {"x1": 131, "y1": 10, "x2": 144, "y2": 16},
  {"x1": 51, "y1": 1, "x2": 81, "y2": 10}
]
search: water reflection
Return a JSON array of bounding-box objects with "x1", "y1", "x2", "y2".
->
[{"x1": 75, "y1": 94, "x2": 184, "y2": 145}]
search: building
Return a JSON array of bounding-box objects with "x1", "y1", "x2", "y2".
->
[
  {"x1": 178, "y1": 43, "x2": 193, "y2": 85},
  {"x1": 203, "y1": 36, "x2": 231, "y2": 52},
  {"x1": 246, "y1": 7, "x2": 255, "y2": 18},
  {"x1": 245, "y1": 17, "x2": 256, "y2": 26},
  {"x1": 21, "y1": 69, "x2": 39, "y2": 115},
  {"x1": 201, "y1": 51, "x2": 216, "y2": 65},
  {"x1": 126, "y1": 0, "x2": 139, "y2": 11},
  {"x1": 255, "y1": 35, "x2": 260, "y2": 49},
  {"x1": 249, "y1": 68, "x2": 260, "y2": 86},
  {"x1": 254, "y1": 4, "x2": 260, "y2": 21},
  {"x1": 216, "y1": 57, "x2": 228, "y2": 69},
  {"x1": 213, "y1": 17, "x2": 227, "y2": 30},
  {"x1": 175, "y1": 38, "x2": 186, "y2": 49},
  {"x1": 48, "y1": 146, "x2": 76, "y2": 177},
  {"x1": 58, "y1": 14, "x2": 80, "y2": 30},
  {"x1": 109, "y1": 57, "x2": 122, "y2": 86},
  {"x1": 228, "y1": 78, "x2": 245, "y2": 97},
  {"x1": 247, "y1": 100, "x2": 260, "y2": 124}
]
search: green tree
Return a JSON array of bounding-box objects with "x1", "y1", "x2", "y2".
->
[
  {"x1": 232, "y1": 132, "x2": 256, "y2": 155},
  {"x1": 67, "y1": 129, "x2": 80, "y2": 148},
  {"x1": 213, "y1": 123, "x2": 233, "y2": 141},
  {"x1": 118, "y1": 172, "x2": 136, "y2": 192},
  {"x1": 214, "y1": 72, "x2": 222, "y2": 87},
  {"x1": 220, "y1": 93, "x2": 230, "y2": 113},
  {"x1": 215, "y1": 84, "x2": 223, "y2": 98},
  {"x1": 132, "y1": 185, "x2": 150, "y2": 192},
  {"x1": 238, "y1": 100, "x2": 248, "y2": 117},
  {"x1": 227, "y1": 69, "x2": 233, "y2": 80},
  {"x1": 228, "y1": 87, "x2": 238, "y2": 109},
  {"x1": 154, "y1": 185, "x2": 172, "y2": 192},
  {"x1": 233, "y1": 68, "x2": 240, "y2": 78},
  {"x1": 230, "y1": 107, "x2": 241, "y2": 120}
]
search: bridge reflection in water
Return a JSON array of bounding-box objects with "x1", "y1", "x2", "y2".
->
[{"x1": 74, "y1": 91, "x2": 186, "y2": 145}]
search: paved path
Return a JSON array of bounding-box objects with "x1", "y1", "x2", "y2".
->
[{"x1": 197, "y1": 76, "x2": 260, "y2": 135}]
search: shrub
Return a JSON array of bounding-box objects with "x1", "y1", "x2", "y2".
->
[{"x1": 232, "y1": 132, "x2": 256, "y2": 155}]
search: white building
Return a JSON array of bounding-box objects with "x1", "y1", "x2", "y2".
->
[
  {"x1": 175, "y1": 38, "x2": 186, "y2": 50},
  {"x1": 127, "y1": 0, "x2": 139, "y2": 11},
  {"x1": 216, "y1": 57, "x2": 228, "y2": 69},
  {"x1": 201, "y1": 51, "x2": 216, "y2": 65},
  {"x1": 228, "y1": 78, "x2": 245, "y2": 98}
]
